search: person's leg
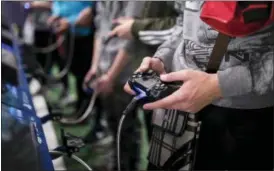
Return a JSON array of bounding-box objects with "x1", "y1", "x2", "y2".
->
[
  {"x1": 194, "y1": 105, "x2": 273, "y2": 170},
  {"x1": 227, "y1": 107, "x2": 273, "y2": 170},
  {"x1": 69, "y1": 34, "x2": 93, "y2": 110},
  {"x1": 147, "y1": 162, "x2": 162, "y2": 170},
  {"x1": 56, "y1": 34, "x2": 70, "y2": 92},
  {"x1": 194, "y1": 105, "x2": 228, "y2": 170},
  {"x1": 34, "y1": 30, "x2": 53, "y2": 85},
  {"x1": 144, "y1": 110, "x2": 153, "y2": 141},
  {"x1": 84, "y1": 98, "x2": 109, "y2": 144}
]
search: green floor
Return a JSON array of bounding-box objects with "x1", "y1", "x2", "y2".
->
[{"x1": 46, "y1": 72, "x2": 149, "y2": 170}]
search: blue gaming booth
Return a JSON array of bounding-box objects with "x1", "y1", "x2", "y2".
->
[{"x1": 2, "y1": 29, "x2": 54, "y2": 171}]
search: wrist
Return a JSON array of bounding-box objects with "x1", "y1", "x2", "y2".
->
[
  {"x1": 106, "y1": 72, "x2": 115, "y2": 81},
  {"x1": 90, "y1": 67, "x2": 97, "y2": 73},
  {"x1": 209, "y1": 74, "x2": 222, "y2": 99}
]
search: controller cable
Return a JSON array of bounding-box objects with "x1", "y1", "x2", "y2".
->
[
  {"x1": 49, "y1": 150, "x2": 92, "y2": 171},
  {"x1": 58, "y1": 90, "x2": 98, "y2": 124},
  {"x1": 117, "y1": 96, "x2": 140, "y2": 171},
  {"x1": 21, "y1": 7, "x2": 74, "y2": 82},
  {"x1": 13, "y1": 21, "x2": 93, "y2": 125},
  {"x1": 31, "y1": 24, "x2": 74, "y2": 82}
]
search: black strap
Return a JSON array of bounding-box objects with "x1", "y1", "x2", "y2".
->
[
  {"x1": 205, "y1": 33, "x2": 231, "y2": 73},
  {"x1": 162, "y1": 140, "x2": 193, "y2": 169}
]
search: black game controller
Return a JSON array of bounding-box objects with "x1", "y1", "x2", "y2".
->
[
  {"x1": 83, "y1": 74, "x2": 99, "y2": 94},
  {"x1": 128, "y1": 70, "x2": 182, "y2": 103}
]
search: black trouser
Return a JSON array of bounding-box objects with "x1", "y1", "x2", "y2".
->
[
  {"x1": 147, "y1": 105, "x2": 273, "y2": 171},
  {"x1": 101, "y1": 85, "x2": 141, "y2": 170},
  {"x1": 34, "y1": 30, "x2": 60, "y2": 79},
  {"x1": 193, "y1": 105, "x2": 273, "y2": 170},
  {"x1": 144, "y1": 110, "x2": 153, "y2": 141},
  {"x1": 34, "y1": 30, "x2": 93, "y2": 109},
  {"x1": 63, "y1": 33, "x2": 93, "y2": 109}
]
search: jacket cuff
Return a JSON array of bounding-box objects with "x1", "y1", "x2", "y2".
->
[
  {"x1": 153, "y1": 48, "x2": 173, "y2": 72},
  {"x1": 131, "y1": 19, "x2": 144, "y2": 39}
]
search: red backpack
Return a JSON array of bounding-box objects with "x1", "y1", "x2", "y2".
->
[{"x1": 200, "y1": 1, "x2": 274, "y2": 37}]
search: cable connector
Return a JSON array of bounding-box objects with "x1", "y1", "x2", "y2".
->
[
  {"x1": 51, "y1": 129, "x2": 85, "y2": 160},
  {"x1": 40, "y1": 113, "x2": 62, "y2": 124}
]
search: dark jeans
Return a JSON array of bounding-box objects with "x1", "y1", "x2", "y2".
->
[
  {"x1": 101, "y1": 85, "x2": 141, "y2": 170},
  {"x1": 64, "y1": 33, "x2": 93, "y2": 109},
  {"x1": 147, "y1": 105, "x2": 273, "y2": 171},
  {"x1": 34, "y1": 30, "x2": 94, "y2": 109},
  {"x1": 194, "y1": 105, "x2": 273, "y2": 170}
]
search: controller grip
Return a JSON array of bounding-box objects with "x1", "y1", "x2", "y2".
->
[{"x1": 83, "y1": 76, "x2": 98, "y2": 94}]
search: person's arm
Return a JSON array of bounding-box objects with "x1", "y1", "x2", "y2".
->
[
  {"x1": 68, "y1": 2, "x2": 94, "y2": 27},
  {"x1": 107, "y1": 49, "x2": 130, "y2": 80},
  {"x1": 74, "y1": 6, "x2": 93, "y2": 27},
  {"x1": 90, "y1": 2, "x2": 103, "y2": 71},
  {"x1": 132, "y1": 17, "x2": 177, "y2": 46},
  {"x1": 84, "y1": 2, "x2": 103, "y2": 82},
  {"x1": 151, "y1": 24, "x2": 184, "y2": 73},
  {"x1": 30, "y1": 1, "x2": 52, "y2": 9},
  {"x1": 90, "y1": 37, "x2": 101, "y2": 72},
  {"x1": 218, "y1": 57, "x2": 274, "y2": 97}
]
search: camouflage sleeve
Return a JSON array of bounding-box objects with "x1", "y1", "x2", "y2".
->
[
  {"x1": 94, "y1": 2, "x2": 104, "y2": 39},
  {"x1": 218, "y1": 30, "x2": 274, "y2": 97},
  {"x1": 218, "y1": 51, "x2": 274, "y2": 97},
  {"x1": 153, "y1": 25, "x2": 184, "y2": 72}
]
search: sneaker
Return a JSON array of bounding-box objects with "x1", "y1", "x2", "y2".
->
[
  {"x1": 29, "y1": 78, "x2": 42, "y2": 95},
  {"x1": 59, "y1": 91, "x2": 77, "y2": 106}
]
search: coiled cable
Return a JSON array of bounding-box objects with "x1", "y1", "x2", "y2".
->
[
  {"x1": 59, "y1": 90, "x2": 98, "y2": 124},
  {"x1": 33, "y1": 24, "x2": 74, "y2": 82}
]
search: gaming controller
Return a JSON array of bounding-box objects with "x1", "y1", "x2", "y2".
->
[
  {"x1": 83, "y1": 74, "x2": 99, "y2": 94},
  {"x1": 128, "y1": 70, "x2": 182, "y2": 103}
]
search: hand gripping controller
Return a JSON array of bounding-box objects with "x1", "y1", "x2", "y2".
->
[
  {"x1": 117, "y1": 70, "x2": 182, "y2": 171},
  {"x1": 128, "y1": 70, "x2": 182, "y2": 103}
]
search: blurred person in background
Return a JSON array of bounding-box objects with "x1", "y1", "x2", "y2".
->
[
  {"x1": 26, "y1": 1, "x2": 95, "y2": 117},
  {"x1": 47, "y1": 1, "x2": 95, "y2": 113},
  {"x1": 84, "y1": 1, "x2": 145, "y2": 170},
  {"x1": 109, "y1": 1, "x2": 178, "y2": 141}
]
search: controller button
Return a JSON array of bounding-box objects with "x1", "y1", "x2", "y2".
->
[{"x1": 151, "y1": 90, "x2": 160, "y2": 97}]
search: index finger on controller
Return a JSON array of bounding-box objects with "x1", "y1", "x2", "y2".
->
[
  {"x1": 136, "y1": 57, "x2": 152, "y2": 73},
  {"x1": 124, "y1": 82, "x2": 136, "y2": 95}
]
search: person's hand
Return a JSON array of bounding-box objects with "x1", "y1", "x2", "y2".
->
[
  {"x1": 84, "y1": 67, "x2": 97, "y2": 87},
  {"x1": 108, "y1": 17, "x2": 135, "y2": 39},
  {"x1": 95, "y1": 74, "x2": 114, "y2": 95},
  {"x1": 47, "y1": 16, "x2": 59, "y2": 26},
  {"x1": 51, "y1": 18, "x2": 70, "y2": 35},
  {"x1": 143, "y1": 69, "x2": 222, "y2": 113},
  {"x1": 124, "y1": 57, "x2": 166, "y2": 95},
  {"x1": 30, "y1": 1, "x2": 51, "y2": 9}
]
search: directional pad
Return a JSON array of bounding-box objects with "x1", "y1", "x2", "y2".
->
[{"x1": 129, "y1": 70, "x2": 181, "y2": 103}]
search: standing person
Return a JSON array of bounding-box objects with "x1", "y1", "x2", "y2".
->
[
  {"x1": 124, "y1": 1, "x2": 274, "y2": 170},
  {"x1": 47, "y1": 1, "x2": 95, "y2": 116},
  {"x1": 84, "y1": 1, "x2": 145, "y2": 170},
  {"x1": 109, "y1": 1, "x2": 178, "y2": 140}
]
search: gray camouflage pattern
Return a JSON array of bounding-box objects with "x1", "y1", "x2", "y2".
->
[{"x1": 150, "y1": 1, "x2": 274, "y2": 170}]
